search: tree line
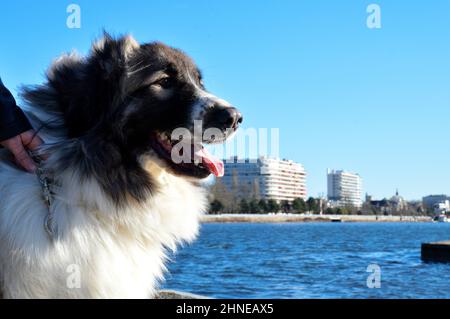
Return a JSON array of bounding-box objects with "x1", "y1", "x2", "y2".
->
[
  {"x1": 209, "y1": 197, "x2": 324, "y2": 214},
  {"x1": 208, "y1": 175, "x2": 324, "y2": 214},
  {"x1": 207, "y1": 173, "x2": 426, "y2": 216}
]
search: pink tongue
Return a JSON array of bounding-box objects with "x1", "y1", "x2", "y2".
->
[{"x1": 195, "y1": 147, "x2": 224, "y2": 177}]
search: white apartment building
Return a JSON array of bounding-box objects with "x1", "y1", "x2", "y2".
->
[
  {"x1": 327, "y1": 169, "x2": 363, "y2": 208},
  {"x1": 222, "y1": 157, "x2": 307, "y2": 202}
]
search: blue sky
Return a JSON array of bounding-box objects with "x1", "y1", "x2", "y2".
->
[{"x1": 1, "y1": 0, "x2": 449, "y2": 200}]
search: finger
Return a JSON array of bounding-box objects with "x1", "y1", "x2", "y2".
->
[
  {"x1": 10, "y1": 141, "x2": 37, "y2": 172},
  {"x1": 21, "y1": 130, "x2": 44, "y2": 151},
  {"x1": 21, "y1": 130, "x2": 47, "y2": 160}
]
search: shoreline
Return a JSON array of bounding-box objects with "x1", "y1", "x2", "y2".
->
[{"x1": 201, "y1": 214, "x2": 433, "y2": 223}]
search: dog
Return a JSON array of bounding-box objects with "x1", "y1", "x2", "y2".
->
[{"x1": 0, "y1": 33, "x2": 242, "y2": 298}]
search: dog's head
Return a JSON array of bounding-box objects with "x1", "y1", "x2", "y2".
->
[
  {"x1": 38, "y1": 34, "x2": 242, "y2": 182},
  {"x1": 121, "y1": 38, "x2": 242, "y2": 179}
]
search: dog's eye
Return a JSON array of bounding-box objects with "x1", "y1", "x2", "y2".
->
[{"x1": 153, "y1": 77, "x2": 173, "y2": 89}]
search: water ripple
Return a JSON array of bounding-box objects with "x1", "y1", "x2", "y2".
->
[{"x1": 164, "y1": 222, "x2": 450, "y2": 298}]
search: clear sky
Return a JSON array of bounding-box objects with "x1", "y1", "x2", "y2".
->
[{"x1": 1, "y1": 0, "x2": 449, "y2": 200}]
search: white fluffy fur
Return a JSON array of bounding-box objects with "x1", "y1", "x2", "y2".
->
[
  {"x1": 0, "y1": 147, "x2": 206, "y2": 298},
  {"x1": 0, "y1": 36, "x2": 210, "y2": 299}
]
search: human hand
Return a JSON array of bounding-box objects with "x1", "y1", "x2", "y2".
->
[{"x1": 0, "y1": 130, "x2": 44, "y2": 172}]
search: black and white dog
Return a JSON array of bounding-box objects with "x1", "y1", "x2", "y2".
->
[{"x1": 0, "y1": 34, "x2": 242, "y2": 298}]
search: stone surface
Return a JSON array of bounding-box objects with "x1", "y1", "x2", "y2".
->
[{"x1": 155, "y1": 290, "x2": 209, "y2": 299}]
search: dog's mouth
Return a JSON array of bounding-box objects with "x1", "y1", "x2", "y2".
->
[{"x1": 149, "y1": 132, "x2": 224, "y2": 179}]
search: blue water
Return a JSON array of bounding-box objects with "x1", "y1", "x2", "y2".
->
[{"x1": 163, "y1": 222, "x2": 450, "y2": 298}]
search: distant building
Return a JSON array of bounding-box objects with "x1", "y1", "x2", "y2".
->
[
  {"x1": 366, "y1": 190, "x2": 408, "y2": 214},
  {"x1": 423, "y1": 195, "x2": 450, "y2": 212},
  {"x1": 434, "y1": 200, "x2": 450, "y2": 214},
  {"x1": 390, "y1": 189, "x2": 407, "y2": 211},
  {"x1": 222, "y1": 157, "x2": 307, "y2": 202},
  {"x1": 368, "y1": 198, "x2": 390, "y2": 213},
  {"x1": 327, "y1": 169, "x2": 363, "y2": 208}
]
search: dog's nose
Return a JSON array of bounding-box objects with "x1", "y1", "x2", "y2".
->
[{"x1": 207, "y1": 106, "x2": 243, "y2": 130}]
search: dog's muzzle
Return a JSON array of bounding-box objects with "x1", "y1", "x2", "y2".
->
[{"x1": 204, "y1": 105, "x2": 243, "y2": 132}]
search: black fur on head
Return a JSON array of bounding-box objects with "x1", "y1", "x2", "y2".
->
[{"x1": 22, "y1": 33, "x2": 242, "y2": 207}]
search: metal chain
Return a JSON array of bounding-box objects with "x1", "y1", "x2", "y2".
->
[{"x1": 30, "y1": 152, "x2": 56, "y2": 240}]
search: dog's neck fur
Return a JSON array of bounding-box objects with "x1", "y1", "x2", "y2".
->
[
  {"x1": 35, "y1": 134, "x2": 205, "y2": 237},
  {"x1": 1, "y1": 97, "x2": 207, "y2": 299},
  {"x1": 0, "y1": 145, "x2": 206, "y2": 298}
]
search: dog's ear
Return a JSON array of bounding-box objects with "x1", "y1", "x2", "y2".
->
[
  {"x1": 28, "y1": 33, "x2": 141, "y2": 138},
  {"x1": 90, "y1": 32, "x2": 140, "y2": 78}
]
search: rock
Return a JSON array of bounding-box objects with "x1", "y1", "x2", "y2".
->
[{"x1": 155, "y1": 290, "x2": 210, "y2": 299}]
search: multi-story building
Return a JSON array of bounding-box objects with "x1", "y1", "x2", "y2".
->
[
  {"x1": 327, "y1": 169, "x2": 363, "y2": 208},
  {"x1": 422, "y1": 195, "x2": 450, "y2": 212},
  {"x1": 221, "y1": 157, "x2": 307, "y2": 202},
  {"x1": 434, "y1": 200, "x2": 450, "y2": 214}
]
